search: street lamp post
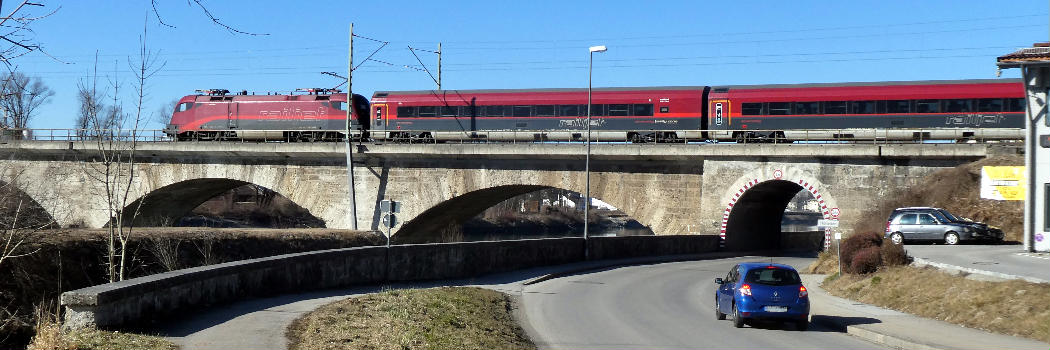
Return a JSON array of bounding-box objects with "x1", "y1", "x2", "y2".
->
[{"x1": 585, "y1": 45, "x2": 606, "y2": 260}]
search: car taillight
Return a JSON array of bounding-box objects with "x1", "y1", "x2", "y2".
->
[
  {"x1": 799, "y1": 285, "x2": 808, "y2": 298},
  {"x1": 739, "y1": 284, "x2": 752, "y2": 296},
  {"x1": 885, "y1": 221, "x2": 891, "y2": 233}
]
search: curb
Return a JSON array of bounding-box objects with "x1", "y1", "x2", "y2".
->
[
  {"x1": 809, "y1": 317, "x2": 942, "y2": 350},
  {"x1": 911, "y1": 257, "x2": 1050, "y2": 284}
]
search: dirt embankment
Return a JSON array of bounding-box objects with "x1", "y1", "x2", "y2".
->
[
  {"x1": 1, "y1": 228, "x2": 382, "y2": 350},
  {"x1": 852, "y1": 155, "x2": 1025, "y2": 241}
]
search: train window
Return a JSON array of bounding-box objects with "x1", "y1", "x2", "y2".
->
[
  {"x1": 331, "y1": 101, "x2": 347, "y2": 111},
  {"x1": 535, "y1": 105, "x2": 555, "y2": 117},
  {"x1": 633, "y1": 104, "x2": 654, "y2": 116},
  {"x1": 660, "y1": 106, "x2": 669, "y2": 113},
  {"x1": 915, "y1": 100, "x2": 940, "y2": 113},
  {"x1": 440, "y1": 106, "x2": 458, "y2": 117},
  {"x1": 175, "y1": 102, "x2": 194, "y2": 112},
  {"x1": 823, "y1": 101, "x2": 847, "y2": 114},
  {"x1": 943, "y1": 99, "x2": 972, "y2": 113},
  {"x1": 608, "y1": 104, "x2": 631, "y2": 116},
  {"x1": 768, "y1": 102, "x2": 791, "y2": 115},
  {"x1": 418, "y1": 106, "x2": 437, "y2": 117},
  {"x1": 590, "y1": 104, "x2": 606, "y2": 116},
  {"x1": 741, "y1": 103, "x2": 763, "y2": 115},
  {"x1": 559, "y1": 105, "x2": 579, "y2": 117},
  {"x1": 1006, "y1": 98, "x2": 1025, "y2": 112},
  {"x1": 794, "y1": 102, "x2": 819, "y2": 115},
  {"x1": 459, "y1": 106, "x2": 473, "y2": 117},
  {"x1": 977, "y1": 98, "x2": 1004, "y2": 112},
  {"x1": 513, "y1": 106, "x2": 532, "y2": 117},
  {"x1": 851, "y1": 101, "x2": 876, "y2": 114},
  {"x1": 484, "y1": 105, "x2": 501, "y2": 117},
  {"x1": 886, "y1": 100, "x2": 910, "y2": 113},
  {"x1": 397, "y1": 106, "x2": 415, "y2": 117}
]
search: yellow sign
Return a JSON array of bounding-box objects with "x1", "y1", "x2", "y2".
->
[{"x1": 981, "y1": 166, "x2": 1026, "y2": 201}]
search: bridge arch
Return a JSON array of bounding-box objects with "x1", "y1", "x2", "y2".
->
[
  {"x1": 720, "y1": 167, "x2": 838, "y2": 251},
  {"x1": 123, "y1": 178, "x2": 325, "y2": 227},
  {"x1": 392, "y1": 184, "x2": 641, "y2": 244}
]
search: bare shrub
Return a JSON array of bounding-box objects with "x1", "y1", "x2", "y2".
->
[
  {"x1": 840, "y1": 231, "x2": 883, "y2": 273},
  {"x1": 880, "y1": 239, "x2": 911, "y2": 267},
  {"x1": 145, "y1": 236, "x2": 181, "y2": 271},
  {"x1": 849, "y1": 246, "x2": 882, "y2": 274}
]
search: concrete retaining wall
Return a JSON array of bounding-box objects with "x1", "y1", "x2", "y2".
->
[{"x1": 61, "y1": 235, "x2": 720, "y2": 329}]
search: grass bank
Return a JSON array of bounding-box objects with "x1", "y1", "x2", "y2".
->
[
  {"x1": 28, "y1": 320, "x2": 176, "y2": 350},
  {"x1": 822, "y1": 265, "x2": 1050, "y2": 342},
  {"x1": 287, "y1": 287, "x2": 535, "y2": 350}
]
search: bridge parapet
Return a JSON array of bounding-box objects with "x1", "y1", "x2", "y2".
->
[
  {"x1": 61, "y1": 236, "x2": 719, "y2": 329},
  {"x1": 0, "y1": 141, "x2": 1015, "y2": 162}
]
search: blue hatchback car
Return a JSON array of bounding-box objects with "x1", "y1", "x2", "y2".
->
[{"x1": 714, "y1": 262, "x2": 810, "y2": 330}]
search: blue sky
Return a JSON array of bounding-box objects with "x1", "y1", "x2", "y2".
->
[{"x1": 12, "y1": 0, "x2": 1050, "y2": 130}]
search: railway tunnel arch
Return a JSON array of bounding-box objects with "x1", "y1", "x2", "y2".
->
[
  {"x1": 122, "y1": 178, "x2": 325, "y2": 228},
  {"x1": 721, "y1": 169, "x2": 837, "y2": 252}
]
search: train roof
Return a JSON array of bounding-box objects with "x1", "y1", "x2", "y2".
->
[
  {"x1": 710, "y1": 78, "x2": 1021, "y2": 91},
  {"x1": 373, "y1": 86, "x2": 707, "y2": 96},
  {"x1": 373, "y1": 78, "x2": 1022, "y2": 97}
]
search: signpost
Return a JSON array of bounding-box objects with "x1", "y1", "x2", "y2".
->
[{"x1": 380, "y1": 199, "x2": 399, "y2": 247}]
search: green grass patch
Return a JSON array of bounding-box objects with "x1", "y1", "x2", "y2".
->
[
  {"x1": 287, "y1": 287, "x2": 535, "y2": 350},
  {"x1": 822, "y1": 265, "x2": 1050, "y2": 342}
]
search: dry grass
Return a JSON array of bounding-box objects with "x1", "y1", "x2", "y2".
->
[
  {"x1": 851, "y1": 155, "x2": 1024, "y2": 242},
  {"x1": 28, "y1": 321, "x2": 176, "y2": 350},
  {"x1": 823, "y1": 265, "x2": 1050, "y2": 342},
  {"x1": 287, "y1": 287, "x2": 535, "y2": 350},
  {"x1": 806, "y1": 250, "x2": 840, "y2": 274}
]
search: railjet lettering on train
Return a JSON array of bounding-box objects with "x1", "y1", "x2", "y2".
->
[
  {"x1": 558, "y1": 118, "x2": 607, "y2": 128},
  {"x1": 944, "y1": 114, "x2": 1007, "y2": 126}
]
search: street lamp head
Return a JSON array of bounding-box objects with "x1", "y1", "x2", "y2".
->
[{"x1": 589, "y1": 45, "x2": 607, "y2": 53}]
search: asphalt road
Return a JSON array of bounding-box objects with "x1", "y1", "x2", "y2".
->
[
  {"x1": 905, "y1": 243, "x2": 1050, "y2": 282},
  {"x1": 520, "y1": 256, "x2": 889, "y2": 350},
  {"x1": 159, "y1": 255, "x2": 890, "y2": 350}
]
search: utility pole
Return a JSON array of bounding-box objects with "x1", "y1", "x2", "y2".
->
[
  {"x1": 437, "y1": 42, "x2": 442, "y2": 91},
  {"x1": 344, "y1": 23, "x2": 359, "y2": 230}
]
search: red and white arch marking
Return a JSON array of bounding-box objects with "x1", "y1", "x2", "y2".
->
[{"x1": 719, "y1": 170, "x2": 837, "y2": 249}]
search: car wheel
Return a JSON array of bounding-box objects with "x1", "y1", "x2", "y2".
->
[
  {"x1": 732, "y1": 303, "x2": 744, "y2": 328},
  {"x1": 796, "y1": 320, "x2": 809, "y2": 331},
  {"x1": 890, "y1": 232, "x2": 904, "y2": 245},
  {"x1": 715, "y1": 298, "x2": 726, "y2": 320},
  {"x1": 944, "y1": 231, "x2": 960, "y2": 245}
]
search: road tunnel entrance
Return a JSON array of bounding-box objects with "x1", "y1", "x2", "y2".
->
[{"x1": 722, "y1": 179, "x2": 829, "y2": 252}]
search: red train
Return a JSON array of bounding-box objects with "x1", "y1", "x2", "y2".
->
[
  {"x1": 164, "y1": 79, "x2": 1026, "y2": 142},
  {"x1": 163, "y1": 88, "x2": 369, "y2": 141}
]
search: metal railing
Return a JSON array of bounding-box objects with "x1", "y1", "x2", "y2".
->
[{"x1": 0, "y1": 127, "x2": 1024, "y2": 145}]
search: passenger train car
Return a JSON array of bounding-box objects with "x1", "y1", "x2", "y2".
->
[
  {"x1": 707, "y1": 79, "x2": 1025, "y2": 141},
  {"x1": 368, "y1": 87, "x2": 707, "y2": 142},
  {"x1": 163, "y1": 89, "x2": 370, "y2": 141}
]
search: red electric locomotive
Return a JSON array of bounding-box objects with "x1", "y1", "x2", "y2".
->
[{"x1": 163, "y1": 88, "x2": 370, "y2": 141}]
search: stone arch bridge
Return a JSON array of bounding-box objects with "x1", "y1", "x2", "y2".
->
[{"x1": 0, "y1": 141, "x2": 1012, "y2": 249}]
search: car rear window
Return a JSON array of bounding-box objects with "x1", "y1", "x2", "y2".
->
[{"x1": 744, "y1": 268, "x2": 801, "y2": 286}]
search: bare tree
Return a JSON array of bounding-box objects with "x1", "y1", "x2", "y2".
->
[
  {"x1": 0, "y1": 1, "x2": 60, "y2": 65},
  {"x1": 78, "y1": 21, "x2": 164, "y2": 282},
  {"x1": 0, "y1": 71, "x2": 52, "y2": 128},
  {"x1": 150, "y1": 0, "x2": 267, "y2": 36}
]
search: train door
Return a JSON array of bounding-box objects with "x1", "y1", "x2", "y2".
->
[
  {"x1": 227, "y1": 102, "x2": 238, "y2": 129},
  {"x1": 372, "y1": 104, "x2": 387, "y2": 134}
]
